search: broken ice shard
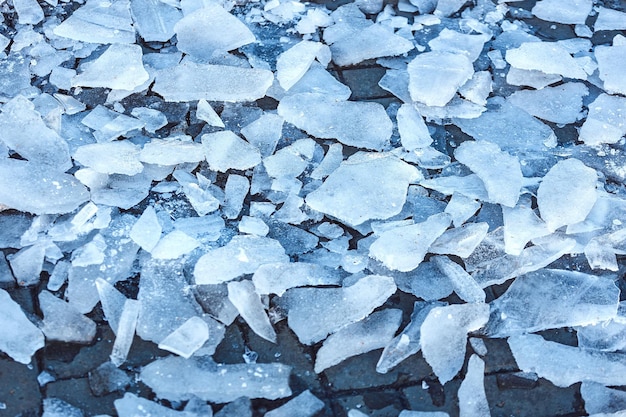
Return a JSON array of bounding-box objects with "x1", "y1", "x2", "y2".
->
[
  {"x1": 174, "y1": 4, "x2": 255, "y2": 60},
  {"x1": 95, "y1": 278, "x2": 126, "y2": 336},
  {"x1": 202, "y1": 131, "x2": 261, "y2": 172},
  {"x1": 581, "y1": 382, "x2": 626, "y2": 415},
  {"x1": 458, "y1": 354, "x2": 489, "y2": 417},
  {"x1": 407, "y1": 51, "x2": 474, "y2": 107},
  {"x1": 369, "y1": 213, "x2": 451, "y2": 272},
  {"x1": 153, "y1": 61, "x2": 273, "y2": 102},
  {"x1": 531, "y1": 0, "x2": 591, "y2": 24},
  {"x1": 13, "y1": 0, "x2": 43, "y2": 25},
  {"x1": 139, "y1": 138, "x2": 205, "y2": 166},
  {"x1": 0, "y1": 159, "x2": 89, "y2": 215},
  {"x1": 420, "y1": 303, "x2": 489, "y2": 384},
  {"x1": 508, "y1": 334, "x2": 626, "y2": 387},
  {"x1": 537, "y1": 158, "x2": 597, "y2": 231},
  {"x1": 110, "y1": 298, "x2": 140, "y2": 367},
  {"x1": 0, "y1": 288, "x2": 44, "y2": 364},
  {"x1": 396, "y1": 103, "x2": 432, "y2": 150},
  {"x1": 53, "y1": 0, "x2": 136, "y2": 44},
  {"x1": 485, "y1": 269, "x2": 619, "y2": 337},
  {"x1": 502, "y1": 201, "x2": 551, "y2": 256},
  {"x1": 315, "y1": 309, "x2": 402, "y2": 373},
  {"x1": 455, "y1": 140, "x2": 522, "y2": 208},
  {"x1": 194, "y1": 235, "x2": 288, "y2": 285},
  {"x1": 252, "y1": 262, "x2": 343, "y2": 296},
  {"x1": 74, "y1": 141, "x2": 143, "y2": 176},
  {"x1": 330, "y1": 24, "x2": 414, "y2": 67},
  {"x1": 429, "y1": 222, "x2": 489, "y2": 259},
  {"x1": 129, "y1": 206, "x2": 161, "y2": 253},
  {"x1": 115, "y1": 393, "x2": 196, "y2": 417},
  {"x1": 227, "y1": 280, "x2": 276, "y2": 343},
  {"x1": 277, "y1": 93, "x2": 392, "y2": 150},
  {"x1": 158, "y1": 316, "x2": 209, "y2": 359},
  {"x1": 505, "y1": 42, "x2": 587, "y2": 80},
  {"x1": 265, "y1": 390, "x2": 325, "y2": 417},
  {"x1": 594, "y1": 7, "x2": 626, "y2": 31},
  {"x1": 73, "y1": 44, "x2": 149, "y2": 91},
  {"x1": 281, "y1": 275, "x2": 396, "y2": 345},
  {"x1": 507, "y1": 82, "x2": 588, "y2": 124},
  {"x1": 150, "y1": 230, "x2": 199, "y2": 260},
  {"x1": 595, "y1": 45, "x2": 626, "y2": 96},
  {"x1": 130, "y1": 0, "x2": 182, "y2": 42},
  {"x1": 579, "y1": 93, "x2": 626, "y2": 146},
  {"x1": 431, "y1": 256, "x2": 485, "y2": 303},
  {"x1": 306, "y1": 153, "x2": 421, "y2": 227},
  {"x1": 39, "y1": 291, "x2": 96, "y2": 344},
  {"x1": 576, "y1": 301, "x2": 626, "y2": 352},
  {"x1": 140, "y1": 356, "x2": 292, "y2": 403},
  {"x1": 420, "y1": 174, "x2": 489, "y2": 202},
  {"x1": 277, "y1": 41, "x2": 329, "y2": 91}
]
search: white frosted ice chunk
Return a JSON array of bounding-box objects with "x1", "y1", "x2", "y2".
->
[
  {"x1": 42, "y1": 398, "x2": 84, "y2": 417},
  {"x1": 53, "y1": 0, "x2": 136, "y2": 44},
  {"x1": 455, "y1": 140, "x2": 522, "y2": 208},
  {"x1": 595, "y1": 8, "x2": 626, "y2": 31},
  {"x1": 577, "y1": 302, "x2": 626, "y2": 352},
  {"x1": 129, "y1": 206, "x2": 161, "y2": 252},
  {"x1": 579, "y1": 94, "x2": 626, "y2": 146},
  {"x1": 278, "y1": 93, "x2": 392, "y2": 150},
  {"x1": 537, "y1": 158, "x2": 597, "y2": 231},
  {"x1": 458, "y1": 355, "x2": 489, "y2": 417},
  {"x1": 444, "y1": 193, "x2": 481, "y2": 227},
  {"x1": 223, "y1": 174, "x2": 249, "y2": 219},
  {"x1": 150, "y1": 230, "x2": 199, "y2": 259},
  {"x1": 509, "y1": 334, "x2": 626, "y2": 387},
  {"x1": 431, "y1": 256, "x2": 485, "y2": 303},
  {"x1": 174, "y1": 4, "x2": 255, "y2": 60},
  {"x1": 421, "y1": 175, "x2": 488, "y2": 202},
  {"x1": 377, "y1": 301, "x2": 443, "y2": 374},
  {"x1": 48, "y1": 260, "x2": 69, "y2": 292},
  {"x1": 116, "y1": 393, "x2": 195, "y2": 417},
  {"x1": 240, "y1": 113, "x2": 283, "y2": 158},
  {"x1": 196, "y1": 100, "x2": 225, "y2": 128},
  {"x1": 110, "y1": 298, "x2": 140, "y2": 366},
  {"x1": 458, "y1": 71, "x2": 492, "y2": 106},
  {"x1": 310, "y1": 143, "x2": 343, "y2": 180},
  {"x1": 278, "y1": 62, "x2": 351, "y2": 101},
  {"x1": 430, "y1": 222, "x2": 489, "y2": 258},
  {"x1": 202, "y1": 131, "x2": 261, "y2": 172},
  {"x1": 8, "y1": 243, "x2": 46, "y2": 286},
  {"x1": 153, "y1": 61, "x2": 274, "y2": 102},
  {"x1": 505, "y1": 42, "x2": 587, "y2": 80},
  {"x1": 331, "y1": 24, "x2": 414, "y2": 67},
  {"x1": 252, "y1": 262, "x2": 342, "y2": 296},
  {"x1": 507, "y1": 82, "x2": 588, "y2": 124},
  {"x1": 369, "y1": 213, "x2": 451, "y2": 272},
  {"x1": 158, "y1": 316, "x2": 209, "y2": 358},
  {"x1": 581, "y1": 382, "x2": 626, "y2": 415},
  {"x1": 73, "y1": 44, "x2": 149, "y2": 90},
  {"x1": 506, "y1": 67, "x2": 562, "y2": 89},
  {"x1": 595, "y1": 45, "x2": 626, "y2": 96},
  {"x1": 486, "y1": 269, "x2": 619, "y2": 337},
  {"x1": 263, "y1": 138, "x2": 315, "y2": 179},
  {"x1": 277, "y1": 41, "x2": 330, "y2": 91},
  {"x1": 14, "y1": 0, "x2": 43, "y2": 24},
  {"x1": 0, "y1": 159, "x2": 89, "y2": 215},
  {"x1": 72, "y1": 235, "x2": 107, "y2": 267},
  {"x1": 470, "y1": 337, "x2": 488, "y2": 356},
  {"x1": 140, "y1": 138, "x2": 205, "y2": 165},
  {"x1": 265, "y1": 390, "x2": 324, "y2": 417},
  {"x1": 0, "y1": 96, "x2": 71, "y2": 169},
  {"x1": 502, "y1": 202, "x2": 550, "y2": 256},
  {"x1": 95, "y1": 278, "x2": 126, "y2": 335},
  {"x1": 407, "y1": 51, "x2": 474, "y2": 107},
  {"x1": 140, "y1": 355, "x2": 292, "y2": 402},
  {"x1": 315, "y1": 309, "x2": 402, "y2": 373},
  {"x1": 282, "y1": 275, "x2": 396, "y2": 344},
  {"x1": 532, "y1": 0, "x2": 591, "y2": 24},
  {"x1": 397, "y1": 104, "x2": 432, "y2": 150},
  {"x1": 227, "y1": 280, "x2": 276, "y2": 343},
  {"x1": 130, "y1": 108, "x2": 167, "y2": 133},
  {"x1": 399, "y1": 412, "x2": 449, "y2": 417},
  {"x1": 0, "y1": 288, "x2": 44, "y2": 364},
  {"x1": 74, "y1": 141, "x2": 143, "y2": 176},
  {"x1": 306, "y1": 153, "x2": 421, "y2": 227},
  {"x1": 130, "y1": 0, "x2": 182, "y2": 42},
  {"x1": 434, "y1": 0, "x2": 467, "y2": 16},
  {"x1": 420, "y1": 303, "x2": 489, "y2": 384},
  {"x1": 239, "y1": 216, "x2": 269, "y2": 236},
  {"x1": 194, "y1": 235, "x2": 289, "y2": 285},
  {"x1": 428, "y1": 29, "x2": 490, "y2": 62},
  {"x1": 39, "y1": 290, "x2": 96, "y2": 344}
]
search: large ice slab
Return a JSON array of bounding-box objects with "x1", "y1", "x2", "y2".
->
[
  {"x1": 532, "y1": 0, "x2": 591, "y2": 24},
  {"x1": 369, "y1": 213, "x2": 451, "y2": 272},
  {"x1": 508, "y1": 334, "x2": 626, "y2": 387},
  {"x1": 330, "y1": 24, "x2": 414, "y2": 66},
  {"x1": 507, "y1": 82, "x2": 588, "y2": 124},
  {"x1": 485, "y1": 269, "x2": 619, "y2": 337},
  {"x1": 282, "y1": 275, "x2": 396, "y2": 344},
  {"x1": 140, "y1": 355, "x2": 292, "y2": 403},
  {"x1": 174, "y1": 4, "x2": 255, "y2": 60},
  {"x1": 53, "y1": 0, "x2": 136, "y2": 44},
  {"x1": 505, "y1": 42, "x2": 587, "y2": 80},
  {"x1": 306, "y1": 153, "x2": 421, "y2": 227},
  {"x1": 0, "y1": 159, "x2": 89, "y2": 215},
  {"x1": 455, "y1": 140, "x2": 522, "y2": 207},
  {"x1": 315, "y1": 309, "x2": 402, "y2": 373},
  {"x1": 153, "y1": 61, "x2": 274, "y2": 102},
  {"x1": 252, "y1": 262, "x2": 343, "y2": 296},
  {"x1": 39, "y1": 291, "x2": 97, "y2": 344},
  {"x1": 420, "y1": 303, "x2": 489, "y2": 384},
  {"x1": 278, "y1": 93, "x2": 392, "y2": 150},
  {"x1": 194, "y1": 235, "x2": 288, "y2": 285},
  {"x1": 579, "y1": 94, "x2": 626, "y2": 146},
  {"x1": 0, "y1": 288, "x2": 44, "y2": 364},
  {"x1": 537, "y1": 158, "x2": 597, "y2": 231},
  {"x1": 407, "y1": 51, "x2": 473, "y2": 107},
  {"x1": 73, "y1": 44, "x2": 149, "y2": 91}
]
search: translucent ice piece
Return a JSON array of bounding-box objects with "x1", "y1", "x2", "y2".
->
[
  {"x1": 507, "y1": 82, "x2": 588, "y2": 124},
  {"x1": 0, "y1": 288, "x2": 44, "y2": 364},
  {"x1": 579, "y1": 94, "x2": 626, "y2": 146},
  {"x1": 39, "y1": 290, "x2": 96, "y2": 344},
  {"x1": 581, "y1": 382, "x2": 626, "y2": 415},
  {"x1": 240, "y1": 113, "x2": 283, "y2": 158},
  {"x1": 228, "y1": 280, "x2": 276, "y2": 343},
  {"x1": 576, "y1": 302, "x2": 626, "y2": 351},
  {"x1": 150, "y1": 230, "x2": 199, "y2": 259},
  {"x1": 505, "y1": 42, "x2": 587, "y2": 80},
  {"x1": 74, "y1": 141, "x2": 143, "y2": 176},
  {"x1": 158, "y1": 316, "x2": 209, "y2": 358},
  {"x1": 594, "y1": 8, "x2": 626, "y2": 31},
  {"x1": 14, "y1": 0, "x2": 43, "y2": 24},
  {"x1": 277, "y1": 41, "x2": 329, "y2": 91},
  {"x1": 282, "y1": 275, "x2": 396, "y2": 344},
  {"x1": 73, "y1": 44, "x2": 149, "y2": 90},
  {"x1": 202, "y1": 131, "x2": 261, "y2": 172},
  {"x1": 110, "y1": 298, "x2": 140, "y2": 366},
  {"x1": 429, "y1": 222, "x2": 489, "y2": 258},
  {"x1": 420, "y1": 303, "x2": 489, "y2": 384},
  {"x1": 458, "y1": 355, "x2": 489, "y2": 417},
  {"x1": 129, "y1": 206, "x2": 161, "y2": 252},
  {"x1": 196, "y1": 99, "x2": 225, "y2": 128},
  {"x1": 502, "y1": 202, "x2": 551, "y2": 256},
  {"x1": 252, "y1": 262, "x2": 343, "y2": 296},
  {"x1": 130, "y1": 0, "x2": 182, "y2": 42},
  {"x1": 431, "y1": 256, "x2": 485, "y2": 303},
  {"x1": 532, "y1": 0, "x2": 591, "y2": 24},
  {"x1": 115, "y1": 393, "x2": 196, "y2": 417},
  {"x1": 139, "y1": 138, "x2": 205, "y2": 165},
  {"x1": 95, "y1": 278, "x2": 126, "y2": 336},
  {"x1": 397, "y1": 104, "x2": 432, "y2": 150},
  {"x1": 265, "y1": 390, "x2": 325, "y2": 417}
]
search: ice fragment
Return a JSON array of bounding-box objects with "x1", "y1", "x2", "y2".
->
[
  {"x1": 0, "y1": 288, "x2": 44, "y2": 364},
  {"x1": 228, "y1": 280, "x2": 276, "y2": 343},
  {"x1": 158, "y1": 316, "x2": 209, "y2": 358}
]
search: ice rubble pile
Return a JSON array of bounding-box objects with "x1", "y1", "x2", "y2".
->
[{"x1": 1, "y1": 0, "x2": 626, "y2": 414}]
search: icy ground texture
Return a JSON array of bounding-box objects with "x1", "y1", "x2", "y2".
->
[{"x1": 1, "y1": 0, "x2": 626, "y2": 415}]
